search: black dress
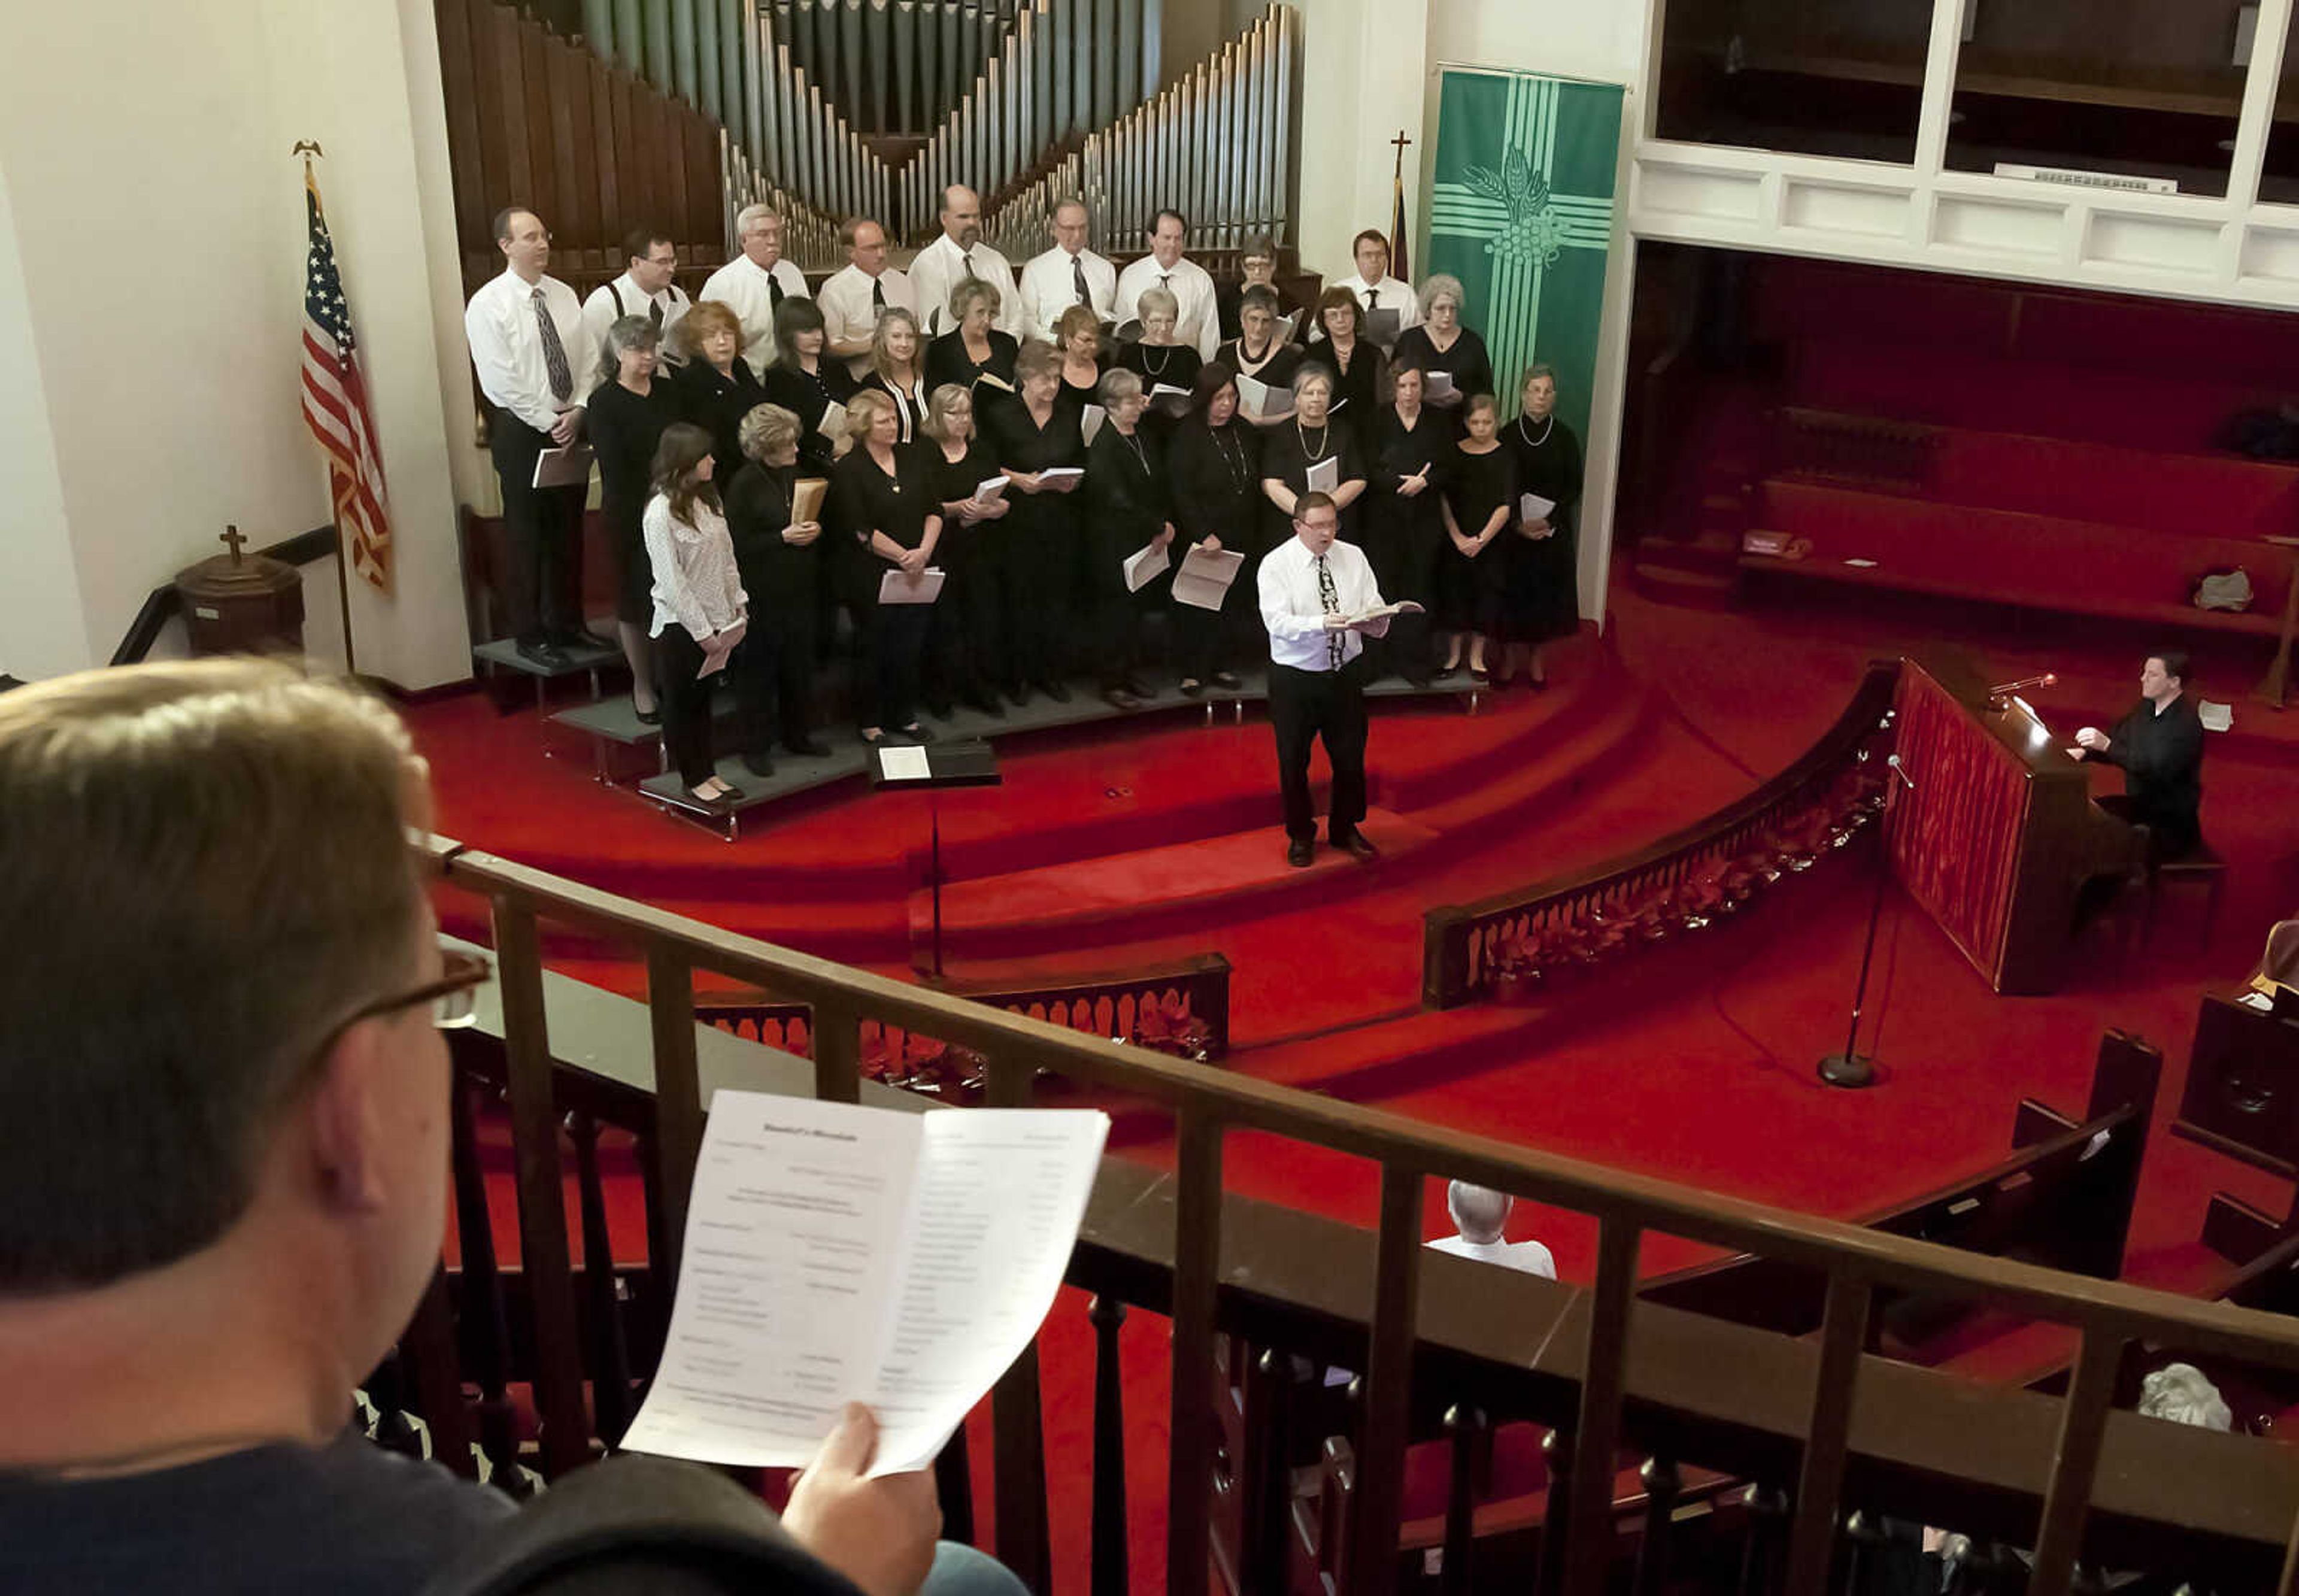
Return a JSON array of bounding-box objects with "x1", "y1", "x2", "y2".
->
[
  {"x1": 1391, "y1": 325, "x2": 1496, "y2": 417},
  {"x1": 924, "y1": 329, "x2": 1020, "y2": 417},
  {"x1": 586, "y1": 376, "x2": 683, "y2": 626},
  {"x1": 1500, "y1": 412, "x2": 1584, "y2": 645},
  {"x1": 1165, "y1": 417, "x2": 1264, "y2": 681},
  {"x1": 1057, "y1": 367, "x2": 1104, "y2": 417},
  {"x1": 1439, "y1": 442, "x2": 1518, "y2": 637},
  {"x1": 834, "y1": 443, "x2": 942, "y2": 732},
  {"x1": 672, "y1": 358, "x2": 767, "y2": 486},
  {"x1": 762, "y1": 357, "x2": 860, "y2": 475},
  {"x1": 1367, "y1": 405, "x2": 1455, "y2": 681},
  {"x1": 722, "y1": 460, "x2": 823, "y2": 754},
  {"x1": 1258, "y1": 414, "x2": 1370, "y2": 548},
  {"x1": 987, "y1": 400, "x2": 1087, "y2": 693},
  {"x1": 1082, "y1": 424, "x2": 1170, "y2": 693},
  {"x1": 1118, "y1": 342, "x2": 1202, "y2": 444},
  {"x1": 923, "y1": 435, "x2": 1006, "y2": 708},
  {"x1": 1301, "y1": 338, "x2": 1386, "y2": 426}
]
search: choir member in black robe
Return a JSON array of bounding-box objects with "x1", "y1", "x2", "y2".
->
[
  {"x1": 1366, "y1": 363, "x2": 1454, "y2": 685},
  {"x1": 1390, "y1": 275, "x2": 1494, "y2": 431},
  {"x1": 1258, "y1": 365, "x2": 1369, "y2": 552},
  {"x1": 987, "y1": 341, "x2": 1087, "y2": 702},
  {"x1": 1054, "y1": 305, "x2": 1105, "y2": 415},
  {"x1": 760, "y1": 298, "x2": 859, "y2": 477},
  {"x1": 834, "y1": 390, "x2": 943, "y2": 743},
  {"x1": 861, "y1": 308, "x2": 932, "y2": 444},
  {"x1": 1300, "y1": 287, "x2": 1387, "y2": 426},
  {"x1": 1081, "y1": 369, "x2": 1175, "y2": 708},
  {"x1": 1218, "y1": 285, "x2": 1305, "y2": 434},
  {"x1": 1118, "y1": 286, "x2": 1202, "y2": 448},
  {"x1": 924, "y1": 278, "x2": 1020, "y2": 414},
  {"x1": 723, "y1": 402, "x2": 832, "y2": 767},
  {"x1": 921, "y1": 381, "x2": 1012, "y2": 716},
  {"x1": 1166, "y1": 363, "x2": 1263, "y2": 694},
  {"x1": 1438, "y1": 395, "x2": 1518, "y2": 681},
  {"x1": 2073, "y1": 651, "x2": 2207, "y2": 858},
  {"x1": 586, "y1": 314, "x2": 681, "y2": 720},
  {"x1": 1499, "y1": 364, "x2": 1584, "y2": 685},
  {"x1": 1215, "y1": 233, "x2": 1311, "y2": 342},
  {"x1": 672, "y1": 299, "x2": 767, "y2": 488}
]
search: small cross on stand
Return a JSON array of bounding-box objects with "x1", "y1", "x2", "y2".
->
[
  {"x1": 1388, "y1": 131, "x2": 1414, "y2": 282},
  {"x1": 220, "y1": 525, "x2": 249, "y2": 565},
  {"x1": 1390, "y1": 129, "x2": 1413, "y2": 179}
]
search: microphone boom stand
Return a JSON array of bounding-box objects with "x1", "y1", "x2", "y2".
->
[{"x1": 1819, "y1": 753, "x2": 1915, "y2": 1089}]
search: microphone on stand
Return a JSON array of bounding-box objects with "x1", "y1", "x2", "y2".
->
[
  {"x1": 1819, "y1": 751, "x2": 1919, "y2": 1090},
  {"x1": 1886, "y1": 753, "x2": 1915, "y2": 790},
  {"x1": 1985, "y1": 672, "x2": 2058, "y2": 712}
]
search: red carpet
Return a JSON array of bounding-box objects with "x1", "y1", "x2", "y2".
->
[{"x1": 415, "y1": 551, "x2": 2299, "y2": 1593}]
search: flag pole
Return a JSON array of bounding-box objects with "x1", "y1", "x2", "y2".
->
[{"x1": 296, "y1": 139, "x2": 359, "y2": 678}]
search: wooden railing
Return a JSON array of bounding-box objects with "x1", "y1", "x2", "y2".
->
[
  {"x1": 408, "y1": 830, "x2": 2299, "y2": 1596},
  {"x1": 1420, "y1": 662, "x2": 1902, "y2": 1009}
]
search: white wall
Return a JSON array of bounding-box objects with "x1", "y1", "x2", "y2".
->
[{"x1": 0, "y1": 162, "x2": 88, "y2": 680}]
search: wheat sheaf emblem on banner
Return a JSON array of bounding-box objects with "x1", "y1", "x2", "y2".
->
[{"x1": 1464, "y1": 151, "x2": 1565, "y2": 269}]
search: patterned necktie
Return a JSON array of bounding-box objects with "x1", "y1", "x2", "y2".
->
[
  {"x1": 1073, "y1": 254, "x2": 1091, "y2": 305},
  {"x1": 1316, "y1": 553, "x2": 1343, "y2": 669},
  {"x1": 872, "y1": 277, "x2": 886, "y2": 311},
  {"x1": 533, "y1": 286, "x2": 572, "y2": 403}
]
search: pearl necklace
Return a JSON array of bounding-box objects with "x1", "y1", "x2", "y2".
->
[{"x1": 1518, "y1": 414, "x2": 1555, "y2": 447}]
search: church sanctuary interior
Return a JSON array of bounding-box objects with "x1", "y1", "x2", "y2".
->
[{"x1": 17, "y1": 0, "x2": 2299, "y2": 1591}]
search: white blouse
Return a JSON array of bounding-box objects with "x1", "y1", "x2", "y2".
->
[{"x1": 642, "y1": 493, "x2": 747, "y2": 642}]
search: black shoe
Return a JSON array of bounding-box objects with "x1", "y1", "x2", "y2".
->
[
  {"x1": 1179, "y1": 679, "x2": 1206, "y2": 699},
  {"x1": 1004, "y1": 683, "x2": 1032, "y2": 708},
  {"x1": 901, "y1": 723, "x2": 936, "y2": 744},
  {"x1": 1103, "y1": 688, "x2": 1142, "y2": 711},
  {"x1": 964, "y1": 690, "x2": 1004, "y2": 717},
  {"x1": 785, "y1": 736, "x2": 832, "y2": 758},
  {"x1": 1431, "y1": 664, "x2": 1459, "y2": 682},
  {"x1": 741, "y1": 752, "x2": 777, "y2": 778},
  {"x1": 1210, "y1": 670, "x2": 1243, "y2": 690},
  {"x1": 926, "y1": 700, "x2": 955, "y2": 720},
  {"x1": 1039, "y1": 678, "x2": 1072, "y2": 703},
  {"x1": 633, "y1": 703, "x2": 662, "y2": 725},
  {"x1": 516, "y1": 638, "x2": 570, "y2": 670},
  {"x1": 546, "y1": 628, "x2": 597, "y2": 653},
  {"x1": 717, "y1": 781, "x2": 746, "y2": 803},
  {"x1": 1332, "y1": 831, "x2": 1379, "y2": 861},
  {"x1": 1403, "y1": 675, "x2": 1432, "y2": 690},
  {"x1": 1286, "y1": 839, "x2": 1315, "y2": 869},
  {"x1": 1121, "y1": 677, "x2": 1152, "y2": 699}
]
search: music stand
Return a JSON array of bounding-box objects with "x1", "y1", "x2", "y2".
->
[{"x1": 871, "y1": 739, "x2": 1002, "y2": 978}]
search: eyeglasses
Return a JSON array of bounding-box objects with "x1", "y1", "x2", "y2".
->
[{"x1": 333, "y1": 948, "x2": 493, "y2": 1039}]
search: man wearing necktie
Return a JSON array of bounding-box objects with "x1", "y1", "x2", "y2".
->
[
  {"x1": 699, "y1": 204, "x2": 811, "y2": 379},
  {"x1": 1326, "y1": 228, "x2": 1420, "y2": 348},
  {"x1": 818, "y1": 216, "x2": 916, "y2": 377},
  {"x1": 1019, "y1": 198, "x2": 1117, "y2": 342},
  {"x1": 580, "y1": 226, "x2": 690, "y2": 374},
  {"x1": 1257, "y1": 492, "x2": 1391, "y2": 866},
  {"x1": 909, "y1": 184, "x2": 1023, "y2": 339},
  {"x1": 464, "y1": 205, "x2": 602, "y2": 667},
  {"x1": 1115, "y1": 210, "x2": 1221, "y2": 360}
]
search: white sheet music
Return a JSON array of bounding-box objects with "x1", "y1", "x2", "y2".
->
[
  {"x1": 1080, "y1": 405, "x2": 1106, "y2": 447},
  {"x1": 877, "y1": 745, "x2": 933, "y2": 781},
  {"x1": 879, "y1": 568, "x2": 947, "y2": 605},
  {"x1": 1172, "y1": 545, "x2": 1246, "y2": 611},
  {"x1": 1518, "y1": 491, "x2": 1556, "y2": 522},
  {"x1": 1124, "y1": 541, "x2": 1172, "y2": 593},
  {"x1": 1306, "y1": 456, "x2": 1339, "y2": 495}
]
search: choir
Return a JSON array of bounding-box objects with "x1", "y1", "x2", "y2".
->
[{"x1": 466, "y1": 202, "x2": 1583, "y2": 808}]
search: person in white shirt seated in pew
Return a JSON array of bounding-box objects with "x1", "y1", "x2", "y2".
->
[{"x1": 1427, "y1": 1181, "x2": 1556, "y2": 1279}]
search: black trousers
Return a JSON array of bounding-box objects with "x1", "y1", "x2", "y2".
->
[
  {"x1": 868, "y1": 601, "x2": 932, "y2": 729},
  {"x1": 923, "y1": 556, "x2": 984, "y2": 708},
  {"x1": 487, "y1": 411, "x2": 586, "y2": 641},
  {"x1": 1002, "y1": 514, "x2": 1073, "y2": 687},
  {"x1": 1367, "y1": 517, "x2": 1441, "y2": 682},
  {"x1": 1269, "y1": 658, "x2": 1370, "y2": 843},
  {"x1": 1173, "y1": 542, "x2": 1263, "y2": 681},
  {"x1": 732, "y1": 603, "x2": 817, "y2": 754},
  {"x1": 654, "y1": 626, "x2": 719, "y2": 787}
]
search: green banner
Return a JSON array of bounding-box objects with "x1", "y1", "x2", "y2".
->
[{"x1": 1426, "y1": 69, "x2": 1623, "y2": 443}]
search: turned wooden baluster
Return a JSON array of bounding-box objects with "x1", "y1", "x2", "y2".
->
[
  {"x1": 1088, "y1": 1294, "x2": 1131, "y2": 1596},
  {"x1": 568, "y1": 1110, "x2": 638, "y2": 1448},
  {"x1": 448, "y1": 1072, "x2": 532, "y2": 1498}
]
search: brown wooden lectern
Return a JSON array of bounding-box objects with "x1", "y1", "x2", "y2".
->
[{"x1": 1886, "y1": 656, "x2": 2137, "y2": 994}]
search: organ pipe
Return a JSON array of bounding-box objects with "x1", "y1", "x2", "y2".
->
[
  {"x1": 696, "y1": 0, "x2": 721, "y2": 121},
  {"x1": 671, "y1": 0, "x2": 700, "y2": 107},
  {"x1": 612, "y1": 0, "x2": 643, "y2": 73}
]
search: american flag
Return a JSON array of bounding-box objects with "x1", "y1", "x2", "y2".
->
[{"x1": 300, "y1": 169, "x2": 393, "y2": 590}]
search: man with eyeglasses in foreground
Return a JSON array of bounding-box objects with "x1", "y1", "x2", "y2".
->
[{"x1": 0, "y1": 659, "x2": 1021, "y2": 1596}]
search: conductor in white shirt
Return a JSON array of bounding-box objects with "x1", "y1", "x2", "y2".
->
[
  {"x1": 463, "y1": 205, "x2": 601, "y2": 666},
  {"x1": 1427, "y1": 1182, "x2": 1556, "y2": 1279},
  {"x1": 580, "y1": 225, "x2": 690, "y2": 374},
  {"x1": 1114, "y1": 210, "x2": 1220, "y2": 362},
  {"x1": 1018, "y1": 198, "x2": 1117, "y2": 342},
  {"x1": 1325, "y1": 229, "x2": 1420, "y2": 344},
  {"x1": 699, "y1": 204, "x2": 811, "y2": 379},
  {"x1": 1258, "y1": 492, "x2": 1388, "y2": 867},
  {"x1": 908, "y1": 184, "x2": 1023, "y2": 339},
  {"x1": 816, "y1": 217, "x2": 915, "y2": 377}
]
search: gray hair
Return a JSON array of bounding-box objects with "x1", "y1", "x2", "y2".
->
[
  {"x1": 1136, "y1": 286, "x2": 1181, "y2": 326},
  {"x1": 1446, "y1": 1181, "x2": 1512, "y2": 1243},
  {"x1": 1052, "y1": 196, "x2": 1089, "y2": 223},
  {"x1": 735, "y1": 203, "x2": 782, "y2": 240},
  {"x1": 1420, "y1": 274, "x2": 1466, "y2": 314},
  {"x1": 606, "y1": 314, "x2": 660, "y2": 359},
  {"x1": 1522, "y1": 362, "x2": 1558, "y2": 391},
  {"x1": 948, "y1": 276, "x2": 1003, "y2": 322},
  {"x1": 1289, "y1": 364, "x2": 1333, "y2": 401},
  {"x1": 1096, "y1": 368, "x2": 1143, "y2": 406},
  {"x1": 2139, "y1": 1364, "x2": 2233, "y2": 1431},
  {"x1": 738, "y1": 402, "x2": 803, "y2": 463}
]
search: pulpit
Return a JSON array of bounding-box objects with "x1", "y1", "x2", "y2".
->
[{"x1": 1886, "y1": 656, "x2": 2137, "y2": 994}]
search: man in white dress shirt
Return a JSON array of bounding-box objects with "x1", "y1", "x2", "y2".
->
[
  {"x1": 580, "y1": 226, "x2": 690, "y2": 374},
  {"x1": 463, "y1": 205, "x2": 600, "y2": 666},
  {"x1": 815, "y1": 217, "x2": 914, "y2": 375},
  {"x1": 1324, "y1": 229, "x2": 1419, "y2": 345},
  {"x1": 1114, "y1": 210, "x2": 1220, "y2": 362},
  {"x1": 908, "y1": 185, "x2": 1022, "y2": 339},
  {"x1": 1258, "y1": 492, "x2": 1389, "y2": 867},
  {"x1": 698, "y1": 204, "x2": 811, "y2": 378},
  {"x1": 1017, "y1": 198, "x2": 1117, "y2": 342},
  {"x1": 1427, "y1": 1182, "x2": 1556, "y2": 1279}
]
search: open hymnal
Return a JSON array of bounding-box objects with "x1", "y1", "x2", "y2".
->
[
  {"x1": 1271, "y1": 312, "x2": 1298, "y2": 345},
  {"x1": 1036, "y1": 465, "x2": 1085, "y2": 492},
  {"x1": 1148, "y1": 383, "x2": 1193, "y2": 416},
  {"x1": 1519, "y1": 491, "x2": 1557, "y2": 523},
  {"x1": 2200, "y1": 699, "x2": 2234, "y2": 733},
  {"x1": 620, "y1": 1091, "x2": 1109, "y2": 1474},
  {"x1": 1080, "y1": 403, "x2": 1107, "y2": 447},
  {"x1": 1235, "y1": 373, "x2": 1293, "y2": 421},
  {"x1": 1305, "y1": 456, "x2": 1340, "y2": 495},
  {"x1": 1339, "y1": 600, "x2": 1424, "y2": 627},
  {"x1": 531, "y1": 442, "x2": 595, "y2": 489},
  {"x1": 1123, "y1": 541, "x2": 1172, "y2": 593},
  {"x1": 817, "y1": 399, "x2": 850, "y2": 443},
  {"x1": 972, "y1": 370, "x2": 1015, "y2": 394},
  {"x1": 793, "y1": 477, "x2": 829, "y2": 524},
  {"x1": 973, "y1": 475, "x2": 1009, "y2": 504},
  {"x1": 1425, "y1": 370, "x2": 1460, "y2": 405},
  {"x1": 1365, "y1": 307, "x2": 1402, "y2": 349},
  {"x1": 876, "y1": 745, "x2": 933, "y2": 782},
  {"x1": 697, "y1": 616, "x2": 748, "y2": 678},
  {"x1": 879, "y1": 568, "x2": 946, "y2": 605},
  {"x1": 1172, "y1": 545, "x2": 1246, "y2": 611}
]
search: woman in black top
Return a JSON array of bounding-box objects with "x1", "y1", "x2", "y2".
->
[
  {"x1": 862, "y1": 308, "x2": 931, "y2": 444},
  {"x1": 1218, "y1": 284, "x2": 1305, "y2": 434},
  {"x1": 1165, "y1": 362, "x2": 1262, "y2": 694},
  {"x1": 1054, "y1": 305, "x2": 1105, "y2": 415},
  {"x1": 1367, "y1": 363, "x2": 1453, "y2": 686},
  {"x1": 1258, "y1": 365, "x2": 1369, "y2": 551},
  {"x1": 586, "y1": 314, "x2": 682, "y2": 720},
  {"x1": 1499, "y1": 363, "x2": 1585, "y2": 687},
  {"x1": 834, "y1": 390, "x2": 943, "y2": 744},
  {"x1": 1390, "y1": 275, "x2": 1493, "y2": 430},
  {"x1": 921, "y1": 382, "x2": 1012, "y2": 716},
  {"x1": 987, "y1": 341, "x2": 1087, "y2": 702},
  {"x1": 1081, "y1": 369, "x2": 1175, "y2": 708},
  {"x1": 671, "y1": 300, "x2": 766, "y2": 484},
  {"x1": 924, "y1": 278, "x2": 1020, "y2": 414},
  {"x1": 760, "y1": 298, "x2": 859, "y2": 475},
  {"x1": 1438, "y1": 394, "x2": 1518, "y2": 681},
  {"x1": 1117, "y1": 284, "x2": 1202, "y2": 445},
  {"x1": 722, "y1": 402, "x2": 832, "y2": 769},
  {"x1": 1301, "y1": 286, "x2": 1388, "y2": 423}
]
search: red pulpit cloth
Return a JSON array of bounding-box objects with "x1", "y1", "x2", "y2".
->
[{"x1": 1886, "y1": 663, "x2": 2029, "y2": 984}]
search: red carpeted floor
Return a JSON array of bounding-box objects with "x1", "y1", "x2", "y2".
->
[{"x1": 411, "y1": 556, "x2": 2299, "y2": 1593}]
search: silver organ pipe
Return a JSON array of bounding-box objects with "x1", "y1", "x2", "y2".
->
[{"x1": 695, "y1": 0, "x2": 721, "y2": 120}]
